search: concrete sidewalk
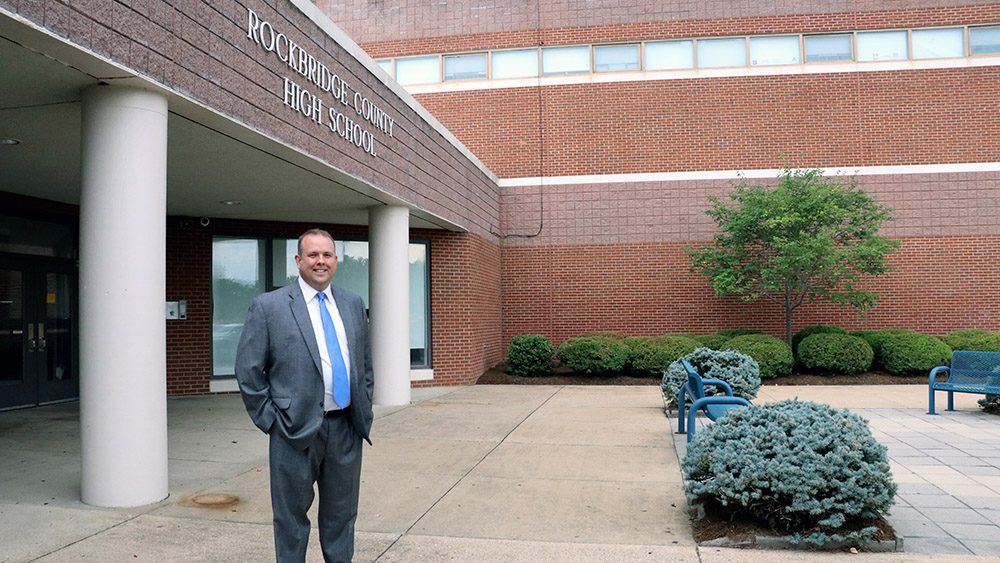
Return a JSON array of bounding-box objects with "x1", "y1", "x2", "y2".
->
[{"x1": 1, "y1": 384, "x2": 997, "y2": 562}]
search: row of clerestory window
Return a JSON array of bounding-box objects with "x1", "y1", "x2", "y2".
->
[{"x1": 373, "y1": 25, "x2": 1000, "y2": 86}]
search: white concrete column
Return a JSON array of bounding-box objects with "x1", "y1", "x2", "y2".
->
[
  {"x1": 79, "y1": 85, "x2": 169, "y2": 507},
  {"x1": 368, "y1": 205, "x2": 410, "y2": 406}
]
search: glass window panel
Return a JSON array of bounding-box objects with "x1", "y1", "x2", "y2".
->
[
  {"x1": 444, "y1": 53, "x2": 487, "y2": 80},
  {"x1": 912, "y1": 28, "x2": 964, "y2": 59},
  {"x1": 212, "y1": 238, "x2": 266, "y2": 377},
  {"x1": 0, "y1": 269, "x2": 23, "y2": 382},
  {"x1": 750, "y1": 35, "x2": 800, "y2": 65},
  {"x1": 971, "y1": 26, "x2": 1000, "y2": 55},
  {"x1": 542, "y1": 46, "x2": 590, "y2": 75},
  {"x1": 395, "y1": 56, "x2": 440, "y2": 85},
  {"x1": 0, "y1": 215, "x2": 75, "y2": 258},
  {"x1": 644, "y1": 40, "x2": 694, "y2": 70},
  {"x1": 491, "y1": 49, "x2": 539, "y2": 79},
  {"x1": 375, "y1": 59, "x2": 392, "y2": 76},
  {"x1": 331, "y1": 241, "x2": 370, "y2": 307},
  {"x1": 857, "y1": 30, "x2": 908, "y2": 61},
  {"x1": 45, "y1": 273, "x2": 73, "y2": 382},
  {"x1": 805, "y1": 34, "x2": 853, "y2": 62},
  {"x1": 697, "y1": 37, "x2": 747, "y2": 68},
  {"x1": 594, "y1": 44, "x2": 640, "y2": 71},
  {"x1": 271, "y1": 239, "x2": 298, "y2": 289},
  {"x1": 409, "y1": 243, "x2": 429, "y2": 367}
]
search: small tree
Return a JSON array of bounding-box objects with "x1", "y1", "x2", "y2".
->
[{"x1": 688, "y1": 168, "x2": 899, "y2": 347}]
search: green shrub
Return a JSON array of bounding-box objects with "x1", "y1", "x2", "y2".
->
[
  {"x1": 693, "y1": 333, "x2": 732, "y2": 350},
  {"x1": 941, "y1": 329, "x2": 991, "y2": 348},
  {"x1": 506, "y1": 334, "x2": 554, "y2": 376},
  {"x1": 980, "y1": 394, "x2": 1000, "y2": 413},
  {"x1": 716, "y1": 329, "x2": 763, "y2": 339},
  {"x1": 880, "y1": 331, "x2": 952, "y2": 375},
  {"x1": 627, "y1": 335, "x2": 701, "y2": 377},
  {"x1": 797, "y1": 334, "x2": 874, "y2": 375},
  {"x1": 852, "y1": 329, "x2": 914, "y2": 369},
  {"x1": 661, "y1": 348, "x2": 761, "y2": 408},
  {"x1": 792, "y1": 325, "x2": 847, "y2": 356},
  {"x1": 723, "y1": 334, "x2": 793, "y2": 379},
  {"x1": 683, "y1": 400, "x2": 896, "y2": 547},
  {"x1": 556, "y1": 336, "x2": 630, "y2": 375},
  {"x1": 942, "y1": 330, "x2": 1000, "y2": 352}
]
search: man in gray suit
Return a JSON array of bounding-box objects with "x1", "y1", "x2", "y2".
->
[{"x1": 235, "y1": 228, "x2": 374, "y2": 562}]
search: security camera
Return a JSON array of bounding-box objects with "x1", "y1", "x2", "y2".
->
[{"x1": 199, "y1": 217, "x2": 211, "y2": 227}]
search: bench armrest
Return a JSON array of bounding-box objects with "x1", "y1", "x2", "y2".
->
[
  {"x1": 701, "y1": 378, "x2": 735, "y2": 396},
  {"x1": 929, "y1": 365, "x2": 950, "y2": 386}
]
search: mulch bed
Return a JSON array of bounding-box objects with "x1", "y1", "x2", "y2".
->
[
  {"x1": 476, "y1": 365, "x2": 928, "y2": 386},
  {"x1": 692, "y1": 500, "x2": 897, "y2": 550}
]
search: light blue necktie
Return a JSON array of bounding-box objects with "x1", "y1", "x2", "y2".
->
[{"x1": 317, "y1": 291, "x2": 350, "y2": 409}]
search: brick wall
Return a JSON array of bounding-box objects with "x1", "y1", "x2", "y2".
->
[
  {"x1": 348, "y1": 0, "x2": 1000, "y2": 58},
  {"x1": 325, "y1": 1, "x2": 999, "y2": 52},
  {"x1": 501, "y1": 236, "x2": 1000, "y2": 348},
  {"x1": 420, "y1": 230, "x2": 504, "y2": 386},
  {"x1": 416, "y1": 67, "x2": 1000, "y2": 179},
  {"x1": 500, "y1": 172, "x2": 1000, "y2": 247}
]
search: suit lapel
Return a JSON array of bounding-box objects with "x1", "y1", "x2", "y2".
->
[{"x1": 289, "y1": 283, "x2": 323, "y2": 377}]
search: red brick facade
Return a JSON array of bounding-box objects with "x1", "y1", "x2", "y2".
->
[
  {"x1": 501, "y1": 236, "x2": 1000, "y2": 347},
  {"x1": 330, "y1": 2, "x2": 1000, "y2": 55},
  {"x1": 331, "y1": 2, "x2": 1000, "y2": 357},
  {"x1": 415, "y1": 67, "x2": 1000, "y2": 178}
]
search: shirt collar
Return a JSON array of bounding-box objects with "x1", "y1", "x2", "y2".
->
[{"x1": 297, "y1": 277, "x2": 332, "y2": 303}]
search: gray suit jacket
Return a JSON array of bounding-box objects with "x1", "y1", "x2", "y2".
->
[{"x1": 234, "y1": 281, "x2": 374, "y2": 449}]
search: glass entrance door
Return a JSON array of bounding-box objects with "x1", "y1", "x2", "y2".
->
[{"x1": 0, "y1": 257, "x2": 77, "y2": 409}]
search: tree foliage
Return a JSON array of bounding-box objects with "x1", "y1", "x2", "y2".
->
[{"x1": 688, "y1": 168, "x2": 900, "y2": 345}]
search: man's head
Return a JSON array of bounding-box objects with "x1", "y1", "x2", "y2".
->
[{"x1": 295, "y1": 228, "x2": 337, "y2": 291}]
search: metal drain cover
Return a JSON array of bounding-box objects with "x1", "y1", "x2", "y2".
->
[{"x1": 189, "y1": 493, "x2": 239, "y2": 508}]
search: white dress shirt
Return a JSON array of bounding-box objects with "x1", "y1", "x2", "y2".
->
[{"x1": 298, "y1": 277, "x2": 352, "y2": 411}]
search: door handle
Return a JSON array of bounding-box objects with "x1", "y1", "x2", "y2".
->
[
  {"x1": 27, "y1": 323, "x2": 36, "y2": 351},
  {"x1": 38, "y1": 322, "x2": 46, "y2": 350}
]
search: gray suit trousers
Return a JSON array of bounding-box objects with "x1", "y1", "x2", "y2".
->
[{"x1": 269, "y1": 411, "x2": 363, "y2": 563}]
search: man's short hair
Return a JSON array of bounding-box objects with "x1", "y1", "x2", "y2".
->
[{"x1": 297, "y1": 228, "x2": 335, "y2": 256}]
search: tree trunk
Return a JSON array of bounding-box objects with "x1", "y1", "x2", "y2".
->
[{"x1": 785, "y1": 303, "x2": 794, "y2": 349}]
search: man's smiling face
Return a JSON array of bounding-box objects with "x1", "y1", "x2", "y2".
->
[{"x1": 295, "y1": 233, "x2": 338, "y2": 291}]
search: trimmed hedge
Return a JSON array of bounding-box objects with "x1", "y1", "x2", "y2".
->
[
  {"x1": 880, "y1": 331, "x2": 952, "y2": 375},
  {"x1": 716, "y1": 329, "x2": 763, "y2": 339},
  {"x1": 661, "y1": 347, "x2": 761, "y2": 408},
  {"x1": 683, "y1": 400, "x2": 896, "y2": 547},
  {"x1": 942, "y1": 329, "x2": 1000, "y2": 353},
  {"x1": 556, "y1": 336, "x2": 630, "y2": 375},
  {"x1": 852, "y1": 329, "x2": 914, "y2": 370},
  {"x1": 724, "y1": 334, "x2": 794, "y2": 379},
  {"x1": 792, "y1": 325, "x2": 848, "y2": 356},
  {"x1": 626, "y1": 335, "x2": 701, "y2": 377},
  {"x1": 506, "y1": 334, "x2": 554, "y2": 376},
  {"x1": 797, "y1": 334, "x2": 874, "y2": 375},
  {"x1": 693, "y1": 333, "x2": 732, "y2": 350}
]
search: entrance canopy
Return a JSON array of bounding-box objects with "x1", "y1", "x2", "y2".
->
[{"x1": 0, "y1": 5, "x2": 498, "y2": 231}]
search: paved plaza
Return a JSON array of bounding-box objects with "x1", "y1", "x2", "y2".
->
[{"x1": 1, "y1": 384, "x2": 998, "y2": 562}]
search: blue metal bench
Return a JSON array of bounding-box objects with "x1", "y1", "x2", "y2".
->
[
  {"x1": 928, "y1": 350, "x2": 1000, "y2": 415},
  {"x1": 677, "y1": 359, "x2": 751, "y2": 443}
]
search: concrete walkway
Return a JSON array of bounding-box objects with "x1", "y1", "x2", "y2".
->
[{"x1": 0, "y1": 384, "x2": 997, "y2": 562}]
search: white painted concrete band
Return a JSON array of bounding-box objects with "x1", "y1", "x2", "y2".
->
[{"x1": 499, "y1": 162, "x2": 1000, "y2": 187}]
